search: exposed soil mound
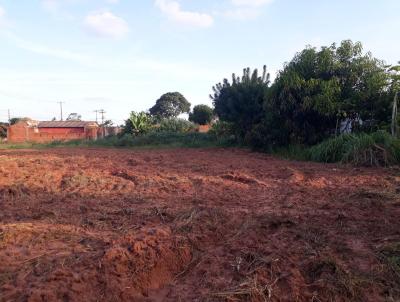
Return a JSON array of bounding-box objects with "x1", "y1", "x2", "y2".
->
[
  {"x1": 101, "y1": 227, "x2": 191, "y2": 300},
  {"x1": 0, "y1": 223, "x2": 190, "y2": 302}
]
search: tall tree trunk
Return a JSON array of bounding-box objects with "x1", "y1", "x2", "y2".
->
[{"x1": 392, "y1": 92, "x2": 398, "y2": 137}]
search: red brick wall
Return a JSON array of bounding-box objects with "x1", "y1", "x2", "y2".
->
[
  {"x1": 31, "y1": 128, "x2": 85, "y2": 143},
  {"x1": 86, "y1": 127, "x2": 98, "y2": 140},
  {"x1": 7, "y1": 123, "x2": 28, "y2": 143},
  {"x1": 7, "y1": 124, "x2": 87, "y2": 143}
]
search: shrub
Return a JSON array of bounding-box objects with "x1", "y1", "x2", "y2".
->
[
  {"x1": 156, "y1": 118, "x2": 196, "y2": 133},
  {"x1": 209, "y1": 121, "x2": 235, "y2": 138},
  {"x1": 0, "y1": 123, "x2": 8, "y2": 139},
  {"x1": 189, "y1": 105, "x2": 214, "y2": 125},
  {"x1": 308, "y1": 131, "x2": 400, "y2": 166}
]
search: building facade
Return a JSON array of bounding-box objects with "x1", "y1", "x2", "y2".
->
[{"x1": 7, "y1": 120, "x2": 99, "y2": 143}]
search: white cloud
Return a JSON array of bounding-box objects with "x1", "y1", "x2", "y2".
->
[
  {"x1": 232, "y1": 0, "x2": 274, "y2": 7},
  {"x1": 155, "y1": 0, "x2": 213, "y2": 28},
  {"x1": 40, "y1": 0, "x2": 78, "y2": 20},
  {"x1": 0, "y1": 5, "x2": 7, "y2": 27},
  {"x1": 5, "y1": 32, "x2": 91, "y2": 64},
  {"x1": 223, "y1": 8, "x2": 260, "y2": 20},
  {"x1": 84, "y1": 11, "x2": 129, "y2": 39},
  {"x1": 225, "y1": 0, "x2": 274, "y2": 20},
  {"x1": 41, "y1": 0, "x2": 58, "y2": 12}
]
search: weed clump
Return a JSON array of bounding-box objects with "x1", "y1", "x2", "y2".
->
[
  {"x1": 308, "y1": 131, "x2": 400, "y2": 166},
  {"x1": 380, "y1": 243, "x2": 400, "y2": 278},
  {"x1": 306, "y1": 258, "x2": 364, "y2": 301}
]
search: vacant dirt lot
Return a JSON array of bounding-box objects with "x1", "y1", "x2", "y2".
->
[{"x1": 0, "y1": 147, "x2": 399, "y2": 302}]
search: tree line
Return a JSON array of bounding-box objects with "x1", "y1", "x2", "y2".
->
[
  {"x1": 211, "y1": 40, "x2": 399, "y2": 150},
  {"x1": 123, "y1": 40, "x2": 398, "y2": 152},
  {"x1": 123, "y1": 92, "x2": 214, "y2": 135}
]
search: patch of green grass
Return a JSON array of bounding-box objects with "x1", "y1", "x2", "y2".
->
[
  {"x1": 72, "y1": 132, "x2": 235, "y2": 149},
  {"x1": 0, "y1": 142, "x2": 37, "y2": 149},
  {"x1": 0, "y1": 132, "x2": 237, "y2": 150},
  {"x1": 270, "y1": 145, "x2": 309, "y2": 161},
  {"x1": 257, "y1": 131, "x2": 400, "y2": 166},
  {"x1": 308, "y1": 131, "x2": 400, "y2": 166}
]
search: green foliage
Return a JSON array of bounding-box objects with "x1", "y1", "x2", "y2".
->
[
  {"x1": 149, "y1": 92, "x2": 191, "y2": 119},
  {"x1": 124, "y1": 111, "x2": 153, "y2": 135},
  {"x1": 390, "y1": 63, "x2": 400, "y2": 91},
  {"x1": 101, "y1": 120, "x2": 114, "y2": 127},
  {"x1": 66, "y1": 113, "x2": 82, "y2": 121},
  {"x1": 22, "y1": 132, "x2": 235, "y2": 149},
  {"x1": 266, "y1": 40, "x2": 391, "y2": 146},
  {"x1": 211, "y1": 66, "x2": 270, "y2": 138},
  {"x1": 392, "y1": 93, "x2": 399, "y2": 137},
  {"x1": 0, "y1": 123, "x2": 8, "y2": 139},
  {"x1": 211, "y1": 41, "x2": 393, "y2": 149},
  {"x1": 308, "y1": 131, "x2": 400, "y2": 166},
  {"x1": 9, "y1": 117, "x2": 29, "y2": 125},
  {"x1": 389, "y1": 63, "x2": 400, "y2": 137},
  {"x1": 209, "y1": 121, "x2": 235, "y2": 138},
  {"x1": 308, "y1": 134, "x2": 357, "y2": 163},
  {"x1": 106, "y1": 132, "x2": 230, "y2": 148},
  {"x1": 156, "y1": 118, "x2": 196, "y2": 133},
  {"x1": 245, "y1": 115, "x2": 290, "y2": 150},
  {"x1": 208, "y1": 121, "x2": 237, "y2": 145},
  {"x1": 189, "y1": 104, "x2": 214, "y2": 125}
]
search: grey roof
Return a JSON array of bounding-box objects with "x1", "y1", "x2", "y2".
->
[{"x1": 37, "y1": 121, "x2": 98, "y2": 128}]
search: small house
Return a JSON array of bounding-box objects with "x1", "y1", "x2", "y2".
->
[{"x1": 7, "y1": 120, "x2": 99, "y2": 143}]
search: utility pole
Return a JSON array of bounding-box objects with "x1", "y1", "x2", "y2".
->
[
  {"x1": 57, "y1": 102, "x2": 65, "y2": 121},
  {"x1": 98, "y1": 109, "x2": 106, "y2": 138},
  {"x1": 7, "y1": 109, "x2": 10, "y2": 123},
  {"x1": 98, "y1": 109, "x2": 106, "y2": 125},
  {"x1": 94, "y1": 110, "x2": 99, "y2": 124}
]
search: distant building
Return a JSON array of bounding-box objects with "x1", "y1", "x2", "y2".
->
[
  {"x1": 197, "y1": 125, "x2": 211, "y2": 133},
  {"x1": 7, "y1": 120, "x2": 99, "y2": 143}
]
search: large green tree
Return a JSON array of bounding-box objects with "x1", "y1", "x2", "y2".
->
[
  {"x1": 266, "y1": 40, "x2": 391, "y2": 145},
  {"x1": 211, "y1": 66, "x2": 270, "y2": 138},
  {"x1": 149, "y1": 92, "x2": 191, "y2": 119},
  {"x1": 189, "y1": 104, "x2": 214, "y2": 125}
]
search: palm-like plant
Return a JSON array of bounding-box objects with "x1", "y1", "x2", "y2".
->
[{"x1": 128, "y1": 111, "x2": 153, "y2": 135}]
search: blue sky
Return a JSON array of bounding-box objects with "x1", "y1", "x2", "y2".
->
[{"x1": 0, "y1": 0, "x2": 399, "y2": 124}]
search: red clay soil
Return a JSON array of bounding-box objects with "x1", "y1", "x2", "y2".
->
[{"x1": 0, "y1": 147, "x2": 399, "y2": 302}]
